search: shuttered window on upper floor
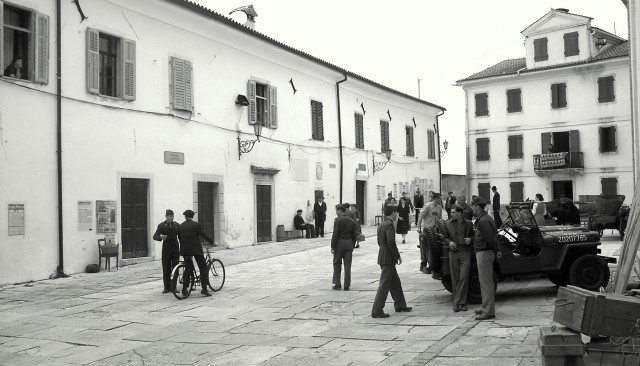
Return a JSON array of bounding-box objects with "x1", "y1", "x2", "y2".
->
[
  {"x1": 551, "y1": 83, "x2": 567, "y2": 109},
  {"x1": 598, "y1": 76, "x2": 615, "y2": 103},
  {"x1": 510, "y1": 182, "x2": 524, "y2": 203},
  {"x1": 1, "y1": 3, "x2": 49, "y2": 84},
  {"x1": 170, "y1": 57, "x2": 193, "y2": 112},
  {"x1": 87, "y1": 28, "x2": 135, "y2": 100},
  {"x1": 599, "y1": 126, "x2": 617, "y2": 153},
  {"x1": 248, "y1": 80, "x2": 278, "y2": 128},
  {"x1": 506, "y1": 88, "x2": 522, "y2": 113},
  {"x1": 427, "y1": 130, "x2": 435, "y2": 159},
  {"x1": 601, "y1": 178, "x2": 618, "y2": 196},
  {"x1": 564, "y1": 32, "x2": 579, "y2": 57},
  {"x1": 405, "y1": 126, "x2": 414, "y2": 157},
  {"x1": 311, "y1": 100, "x2": 324, "y2": 141},
  {"x1": 508, "y1": 135, "x2": 523, "y2": 159},
  {"x1": 380, "y1": 120, "x2": 390, "y2": 152},
  {"x1": 475, "y1": 93, "x2": 488, "y2": 117},
  {"x1": 476, "y1": 137, "x2": 490, "y2": 161},
  {"x1": 534, "y1": 38, "x2": 548, "y2": 61},
  {"x1": 355, "y1": 113, "x2": 364, "y2": 149},
  {"x1": 478, "y1": 183, "x2": 491, "y2": 204}
]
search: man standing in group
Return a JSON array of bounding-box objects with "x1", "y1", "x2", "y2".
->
[
  {"x1": 445, "y1": 191, "x2": 456, "y2": 219},
  {"x1": 153, "y1": 209, "x2": 181, "y2": 294},
  {"x1": 414, "y1": 189, "x2": 424, "y2": 226},
  {"x1": 331, "y1": 204, "x2": 357, "y2": 290},
  {"x1": 456, "y1": 194, "x2": 474, "y2": 221},
  {"x1": 371, "y1": 205, "x2": 412, "y2": 318},
  {"x1": 491, "y1": 186, "x2": 503, "y2": 228},
  {"x1": 442, "y1": 205, "x2": 474, "y2": 312},
  {"x1": 417, "y1": 193, "x2": 443, "y2": 275},
  {"x1": 179, "y1": 209, "x2": 215, "y2": 297},
  {"x1": 294, "y1": 209, "x2": 316, "y2": 238},
  {"x1": 471, "y1": 196, "x2": 501, "y2": 320},
  {"x1": 314, "y1": 196, "x2": 327, "y2": 238}
]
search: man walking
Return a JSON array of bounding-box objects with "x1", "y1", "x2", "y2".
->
[
  {"x1": 314, "y1": 196, "x2": 327, "y2": 238},
  {"x1": 331, "y1": 204, "x2": 357, "y2": 290},
  {"x1": 442, "y1": 205, "x2": 474, "y2": 312},
  {"x1": 471, "y1": 196, "x2": 502, "y2": 320},
  {"x1": 491, "y1": 186, "x2": 503, "y2": 228},
  {"x1": 414, "y1": 189, "x2": 424, "y2": 226},
  {"x1": 371, "y1": 205, "x2": 412, "y2": 318},
  {"x1": 152, "y1": 209, "x2": 180, "y2": 294},
  {"x1": 179, "y1": 209, "x2": 215, "y2": 297}
]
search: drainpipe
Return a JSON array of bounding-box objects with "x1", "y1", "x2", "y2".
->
[
  {"x1": 56, "y1": 0, "x2": 65, "y2": 276},
  {"x1": 516, "y1": 67, "x2": 526, "y2": 76},
  {"x1": 336, "y1": 73, "x2": 347, "y2": 203},
  {"x1": 435, "y1": 110, "x2": 445, "y2": 193}
]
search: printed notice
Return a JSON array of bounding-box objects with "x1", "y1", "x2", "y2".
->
[
  {"x1": 78, "y1": 201, "x2": 93, "y2": 231},
  {"x1": 8, "y1": 204, "x2": 25, "y2": 236},
  {"x1": 96, "y1": 200, "x2": 117, "y2": 233}
]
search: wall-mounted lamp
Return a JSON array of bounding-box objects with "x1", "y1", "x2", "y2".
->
[
  {"x1": 235, "y1": 94, "x2": 250, "y2": 106},
  {"x1": 373, "y1": 149, "x2": 392, "y2": 174},
  {"x1": 237, "y1": 122, "x2": 263, "y2": 160},
  {"x1": 440, "y1": 139, "x2": 449, "y2": 157}
]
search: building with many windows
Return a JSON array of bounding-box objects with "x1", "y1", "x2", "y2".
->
[
  {"x1": 0, "y1": 0, "x2": 445, "y2": 284},
  {"x1": 457, "y1": 8, "x2": 632, "y2": 209}
]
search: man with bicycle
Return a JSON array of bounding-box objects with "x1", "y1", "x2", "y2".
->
[
  {"x1": 153, "y1": 209, "x2": 181, "y2": 294},
  {"x1": 179, "y1": 209, "x2": 215, "y2": 297}
]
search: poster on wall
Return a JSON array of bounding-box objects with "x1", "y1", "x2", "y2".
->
[
  {"x1": 8, "y1": 203, "x2": 25, "y2": 236},
  {"x1": 96, "y1": 200, "x2": 117, "y2": 233},
  {"x1": 78, "y1": 201, "x2": 93, "y2": 231}
]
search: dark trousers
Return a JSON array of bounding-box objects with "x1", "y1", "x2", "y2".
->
[
  {"x1": 332, "y1": 244, "x2": 353, "y2": 288},
  {"x1": 299, "y1": 223, "x2": 315, "y2": 238},
  {"x1": 372, "y1": 264, "x2": 407, "y2": 315},
  {"x1": 414, "y1": 209, "x2": 421, "y2": 225},
  {"x1": 162, "y1": 245, "x2": 180, "y2": 290},
  {"x1": 184, "y1": 254, "x2": 209, "y2": 290},
  {"x1": 315, "y1": 219, "x2": 325, "y2": 237},
  {"x1": 493, "y1": 209, "x2": 503, "y2": 228}
]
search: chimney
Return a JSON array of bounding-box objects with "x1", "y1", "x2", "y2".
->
[
  {"x1": 556, "y1": 8, "x2": 569, "y2": 13},
  {"x1": 229, "y1": 5, "x2": 258, "y2": 30}
]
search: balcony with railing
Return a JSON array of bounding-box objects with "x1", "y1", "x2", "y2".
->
[{"x1": 533, "y1": 152, "x2": 584, "y2": 176}]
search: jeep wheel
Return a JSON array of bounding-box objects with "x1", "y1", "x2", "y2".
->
[
  {"x1": 547, "y1": 272, "x2": 569, "y2": 287},
  {"x1": 441, "y1": 274, "x2": 453, "y2": 294},
  {"x1": 466, "y1": 264, "x2": 497, "y2": 304},
  {"x1": 569, "y1": 255, "x2": 610, "y2": 291}
]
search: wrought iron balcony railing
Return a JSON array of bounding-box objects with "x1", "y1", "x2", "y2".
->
[{"x1": 533, "y1": 152, "x2": 584, "y2": 171}]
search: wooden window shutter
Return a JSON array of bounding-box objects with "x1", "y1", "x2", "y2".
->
[
  {"x1": 406, "y1": 127, "x2": 414, "y2": 156},
  {"x1": 384, "y1": 122, "x2": 390, "y2": 151},
  {"x1": 269, "y1": 85, "x2": 278, "y2": 128},
  {"x1": 564, "y1": 32, "x2": 579, "y2": 56},
  {"x1": 598, "y1": 127, "x2": 603, "y2": 153},
  {"x1": 475, "y1": 93, "x2": 488, "y2": 116},
  {"x1": 35, "y1": 12, "x2": 50, "y2": 84},
  {"x1": 611, "y1": 126, "x2": 617, "y2": 151},
  {"x1": 569, "y1": 130, "x2": 580, "y2": 152},
  {"x1": 316, "y1": 101, "x2": 323, "y2": 140},
  {"x1": 121, "y1": 39, "x2": 136, "y2": 100},
  {"x1": 428, "y1": 130, "x2": 435, "y2": 159},
  {"x1": 0, "y1": 4, "x2": 3, "y2": 73},
  {"x1": 534, "y1": 38, "x2": 548, "y2": 61},
  {"x1": 247, "y1": 80, "x2": 257, "y2": 125},
  {"x1": 171, "y1": 57, "x2": 185, "y2": 110},
  {"x1": 598, "y1": 77, "x2": 614, "y2": 103},
  {"x1": 551, "y1": 84, "x2": 559, "y2": 108},
  {"x1": 355, "y1": 113, "x2": 364, "y2": 149},
  {"x1": 510, "y1": 182, "x2": 524, "y2": 202},
  {"x1": 86, "y1": 28, "x2": 100, "y2": 94},
  {"x1": 541, "y1": 132, "x2": 551, "y2": 154}
]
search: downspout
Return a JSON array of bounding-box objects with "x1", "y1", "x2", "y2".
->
[
  {"x1": 56, "y1": 0, "x2": 65, "y2": 276},
  {"x1": 628, "y1": 0, "x2": 638, "y2": 183},
  {"x1": 435, "y1": 110, "x2": 445, "y2": 193},
  {"x1": 336, "y1": 73, "x2": 347, "y2": 203}
]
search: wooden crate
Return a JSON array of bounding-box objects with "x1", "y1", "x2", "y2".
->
[
  {"x1": 585, "y1": 338, "x2": 640, "y2": 366},
  {"x1": 539, "y1": 326, "x2": 585, "y2": 366},
  {"x1": 554, "y1": 286, "x2": 640, "y2": 338}
]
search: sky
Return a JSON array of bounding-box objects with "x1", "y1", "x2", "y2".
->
[{"x1": 194, "y1": 0, "x2": 629, "y2": 174}]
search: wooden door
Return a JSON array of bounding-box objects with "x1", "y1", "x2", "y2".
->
[
  {"x1": 356, "y1": 181, "x2": 365, "y2": 224},
  {"x1": 256, "y1": 185, "x2": 271, "y2": 242},
  {"x1": 553, "y1": 180, "x2": 574, "y2": 200},
  {"x1": 121, "y1": 178, "x2": 148, "y2": 258},
  {"x1": 198, "y1": 182, "x2": 215, "y2": 240}
]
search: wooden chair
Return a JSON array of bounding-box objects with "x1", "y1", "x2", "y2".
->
[{"x1": 98, "y1": 239, "x2": 119, "y2": 271}]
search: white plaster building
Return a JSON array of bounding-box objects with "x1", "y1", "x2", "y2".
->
[
  {"x1": 0, "y1": 0, "x2": 445, "y2": 284},
  {"x1": 457, "y1": 9, "x2": 632, "y2": 209}
]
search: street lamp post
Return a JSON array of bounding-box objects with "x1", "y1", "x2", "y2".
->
[
  {"x1": 237, "y1": 122, "x2": 263, "y2": 160},
  {"x1": 373, "y1": 149, "x2": 392, "y2": 174}
]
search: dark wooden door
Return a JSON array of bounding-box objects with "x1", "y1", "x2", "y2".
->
[
  {"x1": 121, "y1": 178, "x2": 148, "y2": 258},
  {"x1": 256, "y1": 185, "x2": 271, "y2": 242},
  {"x1": 198, "y1": 182, "x2": 215, "y2": 240},
  {"x1": 552, "y1": 181, "x2": 573, "y2": 200},
  {"x1": 356, "y1": 181, "x2": 365, "y2": 224}
]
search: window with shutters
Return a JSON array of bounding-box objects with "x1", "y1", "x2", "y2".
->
[
  {"x1": 355, "y1": 113, "x2": 364, "y2": 149},
  {"x1": 169, "y1": 57, "x2": 193, "y2": 112},
  {"x1": 1, "y1": 3, "x2": 49, "y2": 83},
  {"x1": 475, "y1": 93, "x2": 488, "y2": 117},
  {"x1": 534, "y1": 38, "x2": 548, "y2": 61},
  {"x1": 247, "y1": 80, "x2": 277, "y2": 128},
  {"x1": 405, "y1": 126, "x2": 415, "y2": 157},
  {"x1": 380, "y1": 120, "x2": 390, "y2": 153},
  {"x1": 427, "y1": 130, "x2": 435, "y2": 159},
  {"x1": 86, "y1": 28, "x2": 135, "y2": 100},
  {"x1": 597, "y1": 76, "x2": 615, "y2": 103},
  {"x1": 510, "y1": 182, "x2": 524, "y2": 203},
  {"x1": 476, "y1": 138, "x2": 490, "y2": 161},
  {"x1": 564, "y1": 32, "x2": 579, "y2": 56},
  {"x1": 599, "y1": 126, "x2": 617, "y2": 153},
  {"x1": 478, "y1": 183, "x2": 491, "y2": 203},
  {"x1": 506, "y1": 88, "x2": 522, "y2": 113},
  {"x1": 311, "y1": 100, "x2": 324, "y2": 141},
  {"x1": 551, "y1": 83, "x2": 567, "y2": 109},
  {"x1": 508, "y1": 135, "x2": 523, "y2": 159},
  {"x1": 601, "y1": 178, "x2": 618, "y2": 196}
]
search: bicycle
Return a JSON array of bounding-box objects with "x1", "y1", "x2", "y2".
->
[{"x1": 171, "y1": 245, "x2": 225, "y2": 300}]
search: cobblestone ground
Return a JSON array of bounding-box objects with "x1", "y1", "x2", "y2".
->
[{"x1": 0, "y1": 227, "x2": 627, "y2": 366}]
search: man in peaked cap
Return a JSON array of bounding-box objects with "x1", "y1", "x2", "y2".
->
[
  {"x1": 179, "y1": 209, "x2": 216, "y2": 296},
  {"x1": 153, "y1": 209, "x2": 181, "y2": 293}
]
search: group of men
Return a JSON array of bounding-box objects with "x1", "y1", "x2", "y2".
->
[{"x1": 153, "y1": 209, "x2": 216, "y2": 297}]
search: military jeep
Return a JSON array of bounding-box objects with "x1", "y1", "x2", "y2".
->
[{"x1": 426, "y1": 205, "x2": 615, "y2": 304}]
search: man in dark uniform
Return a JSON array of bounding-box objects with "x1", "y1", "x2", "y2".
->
[
  {"x1": 179, "y1": 209, "x2": 215, "y2": 297},
  {"x1": 153, "y1": 209, "x2": 181, "y2": 293},
  {"x1": 414, "y1": 189, "x2": 424, "y2": 226},
  {"x1": 331, "y1": 204, "x2": 357, "y2": 290},
  {"x1": 314, "y1": 196, "x2": 327, "y2": 237},
  {"x1": 371, "y1": 205, "x2": 412, "y2": 318},
  {"x1": 492, "y1": 186, "x2": 503, "y2": 228}
]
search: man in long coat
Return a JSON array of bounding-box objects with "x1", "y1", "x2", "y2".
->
[
  {"x1": 179, "y1": 209, "x2": 215, "y2": 296},
  {"x1": 331, "y1": 204, "x2": 357, "y2": 290}
]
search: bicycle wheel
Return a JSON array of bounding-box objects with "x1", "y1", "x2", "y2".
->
[
  {"x1": 171, "y1": 264, "x2": 192, "y2": 300},
  {"x1": 207, "y1": 259, "x2": 226, "y2": 292}
]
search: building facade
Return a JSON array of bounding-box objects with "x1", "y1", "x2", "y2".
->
[
  {"x1": 457, "y1": 9, "x2": 632, "y2": 209},
  {"x1": 0, "y1": 0, "x2": 444, "y2": 284}
]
